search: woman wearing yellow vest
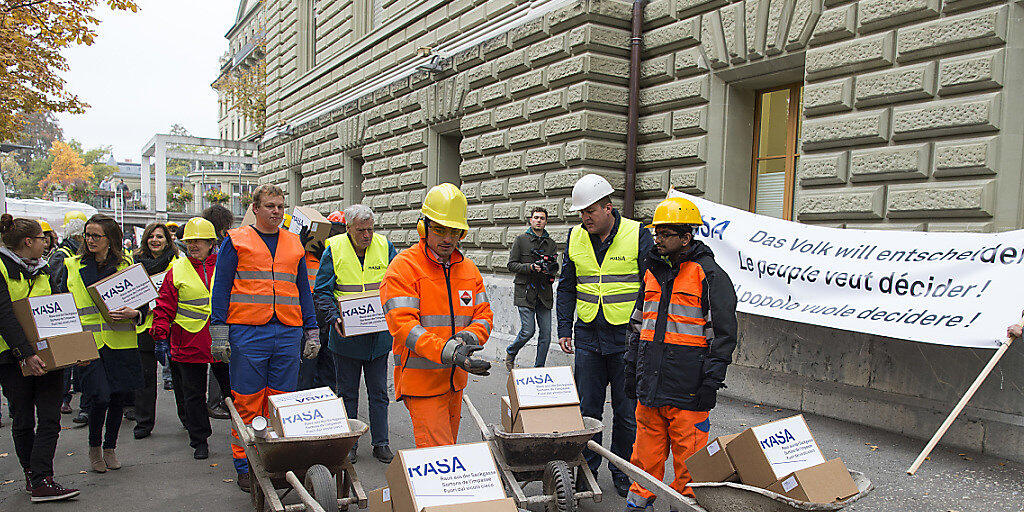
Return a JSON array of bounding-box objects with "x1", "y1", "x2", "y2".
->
[
  {"x1": 151, "y1": 218, "x2": 227, "y2": 460},
  {"x1": 130, "y1": 222, "x2": 179, "y2": 439},
  {"x1": 0, "y1": 214, "x2": 80, "y2": 502},
  {"x1": 52, "y1": 215, "x2": 143, "y2": 474}
]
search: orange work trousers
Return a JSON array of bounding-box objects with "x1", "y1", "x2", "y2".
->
[
  {"x1": 627, "y1": 404, "x2": 710, "y2": 504},
  {"x1": 403, "y1": 389, "x2": 464, "y2": 448}
]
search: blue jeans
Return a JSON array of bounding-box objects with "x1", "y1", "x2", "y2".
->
[
  {"x1": 506, "y1": 306, "x2": 552, "y2": 367},
  {"x1": 333, "y1": 352, "x2": 389, "y2": 447},
  {"x1": 576, "y1": 348, "x2": 636, "y2": 481},
  {"x1": 299, "y1": 343, "x2": 338, "y2": 393}
]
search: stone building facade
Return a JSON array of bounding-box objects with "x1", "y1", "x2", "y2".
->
[
  {"x1": 255, "y1": 0, "x2": 1024, "y2": 461},
  {"x1": 214, "y1": 0, "x2": 267, "y2": 142}
]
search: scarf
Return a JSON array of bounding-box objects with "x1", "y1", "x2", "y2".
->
[
  {"x1": 0, "y1": 246, "x2": 48, "y2": 276},
  {"x1": 135, "y1": 247, "x2": 176, "y2": 275}
]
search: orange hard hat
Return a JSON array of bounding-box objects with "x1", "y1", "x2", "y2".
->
[{"x1": 328, "y1": 211, "x2": 344, "y2": 223}]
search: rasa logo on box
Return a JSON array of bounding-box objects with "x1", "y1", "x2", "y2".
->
[
  {"x1": 511, "y1": 366, "x2": 579, "y2": 408},
  {"x1": 401, "y1": 442, "x2": 504, "y2": 509},
  {"x1": 28, "y1": 294, "x2": 82, "y2": 338},
  {"x1": 268, "y1": 387, "x2": 337, "y2": 408},
  {"x1": 751, "y1": 416, "x2": 825, "y2": 479}
]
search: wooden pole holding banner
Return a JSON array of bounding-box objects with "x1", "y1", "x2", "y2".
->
[{"x1": 906, "y1": 330, "x2": 1017, "y2": 475}]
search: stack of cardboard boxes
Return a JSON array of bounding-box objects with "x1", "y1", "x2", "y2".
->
[
  {"x1": 685, "y1": 415, "x2": 859, "y2": 504},
  {"x1": 265, "y1": 387, "x2": 350, "y2": 438},
  {"x1": 86, "y1": 263, "x2": 160, "y2": 323},
  {"x1": 502, "y1": 366, "x2": 584, "y2": 434},
  {"x1": 12, "y1": 293, "x2": 98, "y2": 376}
]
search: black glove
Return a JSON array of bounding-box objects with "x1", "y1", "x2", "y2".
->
[
  {"x1": 300, "y1": 225, "x2": 325, "y2": 257},
  {"x1": 623, "y1": 369, "x2": 637, "y2": 400},
  {"x1": 299, "y1": 225, "x2": 312, "y2": 245},
  {"x1": 694, "y1": 384, "x2": 718, "y2": 411},
  {"x1": 452, "y1": 344, "x2": 491, "y2": 376},
  {"x1": 308, "y1": 240, "x2": 325, "y2": 258}
]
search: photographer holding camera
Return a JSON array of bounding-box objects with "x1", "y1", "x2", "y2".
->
[{"x1": 505, "y1": 207, "x2": 559, "y2": 370}]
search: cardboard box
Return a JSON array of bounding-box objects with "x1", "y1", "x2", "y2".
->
[
  {"x1": 337, "y1": 291, "x2": 387, "y2": 336},
  {"x1": 241, "y1": 205, "x2": 256, "y2": 226},
  {"x1": 766, "y1": 459, "x2": 859, "y2": 503},
  {"x1": 22, "y1": 332, "x2": 98, "y2": 377},
  {"x1": 369, "y1": 487, "x2": 393, "y2": 512},
  {"x1": 421, "y1": 498, "x2": 518, "y2": 512},
  {"x1": 512, "y1": 404, "x2": 584, "y2": 434},
  {"x1": 266, "y1": 387, "x2": 350, "y2": 438},
  {"x1": 86, "y1": 263, "x2": 159, "y2": 323},
  {"x1": 685, "y1": 434, "x2": 741, "y2": 483},
  {"x1": 12, "y1": 293, "x2": 83, "y2": 343},
  {"x1": 725, "y1": 415, "x2": 826, "y2": 489},
  {"x1": 500, "y1": 396, "x2": 512, "y2": 432},
  {"x1": 289, "y1": 206, "x2": 331, "y2": 250},
  {"x1": 385, "y1": 442, "x2": 506, "y2": 512},
  {"x1": 267, "y1": 386, "x2": 338, "y2": 410},
  {"x1": 507, "y1": 366, "x2": 580, "y2": 414}
]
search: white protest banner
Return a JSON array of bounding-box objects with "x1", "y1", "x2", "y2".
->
[{"x1": 671, "y1": 191, "x2": 1024, "y2": 348}]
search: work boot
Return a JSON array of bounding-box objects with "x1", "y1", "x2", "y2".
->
[
  {"x1": 133, "y1": 428, "x2": 151, "y2": 440},
  {"x1": 194, "y1": 443, "x2": 209, "y2": 460},
  {"x1": 88, "y1": 447, "x2": 106, "y2": 473},
  {"x1": 505, "y1": 353, "x2": 515, "y2": 371},
  {"x1": 72, "y1": 411, "x2": 88, "y2": 426},
  {"x1": 123, "y1": 407, "x2": 136, "y2": 421},
  {"x1": 237, "y1": 472, "x2": 251, "y2": 493},
  {"x1": 102, "y1": 448, "x2": 121, "y2": 470},
  {"x1": 373, "y1": 445, "x2": 394, "y2": 464},
  {"x1": 623, "y1": 492, "x2": 653, "y2": 512},
  {"x1": 349, "y1": 443, "x2": 358, "y2": 463},
  {"x1": 207, "y1": 402, "x2": 230, "y2": 420},
  {"x1": 30, "y1": 477, "x2": 80, "y2": 503},
  {"x1": 61, "y1": 401, "x2": 73, "y2": 414},
  {"x1": 613, "y1": 474, "x2": 631, "y2": 498}
]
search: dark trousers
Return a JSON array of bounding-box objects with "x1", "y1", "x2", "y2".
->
[
  {"x1": 333, "y1": 352, "x2": 389, "y2": 447},
  {"x1": 88, "y1": 392, "x2": 128, "y2": 449},
  {"x1": 170, "y1": 362, "x2": 215, "y2": 448},
  {"x1": 0, "y1": 365, "x2": 63, "y2": 483},
  {"x1": 134, "y1": 341, "x2": 158, "y2": 434},
  {"x1": 299, "y1": 344, "x2": 337, "y2": 392},
  {"x1": 576, "y1": 348, "x2": 636, "y2": 481}
]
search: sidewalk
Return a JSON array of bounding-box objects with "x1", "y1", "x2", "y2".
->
[{"x1": 1, "y1": 353, "x2": 1021, "y2": 510}]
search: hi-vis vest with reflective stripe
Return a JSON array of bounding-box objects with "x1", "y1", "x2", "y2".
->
[
  {"x1": 305, "y1": 253, "x2": 319, "y2": 294},
  {"x1": 138, "y1": 256, "x2": 177, "y2": 334},
  {"x1": 329, "y1": 232, "x2": 388, "y2": 300},
  {"x1": 170, "y1": 256, "x2": 213, "y2": 333},
  {"x1": 638, "y1": 262, "x2": 710, "y2": 347},
  {"x1": 568, "y1": 218, "x2": 641, "y2": 325},
  {"x1": 0, "y1": 260, "x2": 51, "y2": 354},
  {"x1": 64, "y1": 255, "x2": 139, "y2": 350},
  {"x1": 227, "y1": 225, "x2": 305, "y2": 327}
]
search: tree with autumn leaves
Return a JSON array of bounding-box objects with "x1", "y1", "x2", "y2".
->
[{"x1": 39, "y1": 140, "x2": 94, "y2": 201}]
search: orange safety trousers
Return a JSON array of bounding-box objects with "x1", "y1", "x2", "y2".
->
[
  {"x1": 627, "y1": 404, "x2": 710, "y2": 503},
  {"x1": 230, "y1": 388, "x2": 287, "y2": 463},
  {"x1": 402, "y1": 390, "x2": 464, "y2": 448}
]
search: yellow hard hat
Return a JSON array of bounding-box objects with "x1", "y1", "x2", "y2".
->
[
  {"x1": 63, "y1": 210, "x2": 87, "y2": 226},
  {"x1": 420, "y1": 183, "x2": 469, "y2": 231},
  {"x1": 647, "y1": 197, "x2": 702, "y2": 228},
  {"x1": 182, "y1": 217, "x2": 216, "y2": 241},
  {"x1": 39, "y1": 220, "x2": 53, "y2": 233},
  {"x1": 166, "y1": 221, "x2": 179, "y2": 229},
  {"x1": 283, "y1": 213, "x2": 292, "y2": 229}
]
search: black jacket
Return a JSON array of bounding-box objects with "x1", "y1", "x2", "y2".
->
[
  {"x1": 626, "y1": 240, "x2": 737, "y2": 410},
  {"x1": 507, "y1": 228, "x2": 559, "y2": 309},
  {"x1": 0, "y1": 252, "x2": 51, "y2": 363}
]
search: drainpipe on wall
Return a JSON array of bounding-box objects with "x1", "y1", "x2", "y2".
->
[{"x1": 624, "y1": 0, "x2": 646, "y2": 219}]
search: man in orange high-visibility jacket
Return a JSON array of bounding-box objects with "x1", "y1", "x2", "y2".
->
[
  {"x1": 208, "y1": 185, "x2": 320, "y2": 493},
  {"x1": 380, "y1": 183, "x2": 493, "y2": 448}
]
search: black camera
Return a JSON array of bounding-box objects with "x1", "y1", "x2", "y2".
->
[{"x1": 531, "y1": 248, "x2": 558, "y2": 283}]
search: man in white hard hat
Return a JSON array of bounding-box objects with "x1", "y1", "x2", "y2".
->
[{"x1": 556, "y1": 174, "x2": 654, "y2": 497}]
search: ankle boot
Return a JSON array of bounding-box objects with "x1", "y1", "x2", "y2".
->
[
  {"x1": 103, "y1": 448, "x2": 121, "y2": 470},
  {"x1": 89, "y1": 447, "x2": 106, "y2": 473}
]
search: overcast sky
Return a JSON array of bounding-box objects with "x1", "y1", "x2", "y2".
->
[{"x1": 57, "y1": 0, "x2": 239, "y2": 161}]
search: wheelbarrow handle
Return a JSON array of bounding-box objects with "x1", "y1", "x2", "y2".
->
[
  {"x1": 462, "y1": 394, "x2": 494, "y2": 441},
  {"x1": 224, "y1": 397, "x2": 255, "y2": 446},
  {"x1": 285, "y1": 471, "x2": 328, "y2": 512},
  {"x1": 585, "y1": 441, "x2": 706, "y2": 512}
]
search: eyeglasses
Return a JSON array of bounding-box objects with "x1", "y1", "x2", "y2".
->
[
  {"x1": 83, "y1": 233, "x2": 107, "y2": 241},
  {"x1": 428, "y1": 224, "x2": 464, "y2": 239},
  {"x1": 654, "y1": 231, "x2": 680, "y2": 240}
]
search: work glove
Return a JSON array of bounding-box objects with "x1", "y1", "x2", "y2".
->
[
  {"x1": 302, "y1": 328, "x2": 321, "y2": 359},
  {"x1": 452, "y1": 343, "x2": 491, "y2": 376},
  {"x1": 623, "y1": 369, "x2": 637, "y2": 400},
  {"x1": 694, "y1": 384, "x2": 718, "y2": 411},
  {"x1": 300, "y1": 226, "x2": 326, "y2": 257},
  {"x1": 154, "y1": 339, "x2": 170, "y2": 367},
  {"x1": 210, "y1": 324, "x2": 231, "y2": 363}
]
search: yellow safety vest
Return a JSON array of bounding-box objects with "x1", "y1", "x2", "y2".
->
[
  {"x1": 329, "y1": 232, "x2": 389, "y2": 300},
  {"x1": 64, "y1": 255, "x2": 139, "y2": 350},
  {"x1": 170, "y1": 256, "x2": 214, "y2": 333},
  {"x1": 568, "y1": 217, "x2": 641, "y2": 325},
  {"x1": 137, "y1": 256, "x2": 177, "y2": 334},
  {"x1": 0, "y1": 260, "x2": 52, "y2": 354}
]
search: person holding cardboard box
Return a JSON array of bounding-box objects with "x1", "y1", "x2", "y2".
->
[
  {"x1": 208, "y1": 185, "x2": 320, "y2": 492},
  {"x1": 0, "y1": 214, "x2": 81, "y2": 502},
  {"x1": 51, "y1": 211, "x2": 91, "y2": 424},
  {"x1": 380, "y1": 183, "x2": 494, "y2": 448},
  {"x1": 314, "y1": 204, "x2": 397, "y2": 463},
  {"x1": 621, "y1": 197, "x2": 737, "y2": 509},
  {"x1": 51, "y1": 215, "x2": 144, "y2": 474},
  {"x1": 556, "y1": 174, "x2": 654, "y2": 497}
]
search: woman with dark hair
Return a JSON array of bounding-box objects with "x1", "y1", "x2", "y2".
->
[
  {"x1": 0, "y1": 214, "x2": 80, "y2": 501},
  {"x1": 52, "y1": 214, "x2": 143, "y2": 474},
  {"x1": 130, "y1": 223, "x2": 179, "y2": 439}
]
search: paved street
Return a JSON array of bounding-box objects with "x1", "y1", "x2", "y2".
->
[{"x1": 2, "y1": 348, "x2": 1022, "y2": 511}]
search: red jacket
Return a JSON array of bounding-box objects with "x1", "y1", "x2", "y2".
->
[{"x1": 151, "y1": 253, "x2": 217, "y2": 363}]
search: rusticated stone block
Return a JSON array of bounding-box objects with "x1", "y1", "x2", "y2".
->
[
  {"x1": 811, "y1": 4, "x2": 857, "y2": 45},
  {"x1": 389, "y1": 153, "x2": 409, "y2": 171},
  {"x1": 639, "y1": 75, "x2": 709, "y2": 112},
  {"x1": 494, "y1": 101, "x2": 528, "y2": 127},
  {"x1": 801, "y1": 109, "x2": 891, "y2": 150},
  {"x1": 858, "y1": 0, "x2": 939, "y2": 33},
  {"x1": 493, "y1": 201, "x2": 525, "y2": 223},
  {"x1": 461, "y1": 111, "x2": 494, "y2": 135},
  {"x1": 482, "y1": 33, "x2": 511, "y2": 58},
  {"x1": 644, "y1": 0, "x2": 675, "y2": 28},
  {"x1": 478, "y1": 131, "x2": 508, "y2": 155},
  {"x1": 669, "y1": 167, "x2": 706, "y2": 193},
  {"x1": 798, "y1": 152, "x2": 849, "y2": 185},
  {"x1": 854, "y1": 62, "x2": 937, "y2": 107},
  {"x1": 926, "y1": 221, "x2": 993, "y2": 233},
  {"x1": 636, "y1": 137, "x2": 706, "y2": 167},
  {"x1": 509, "y1": 17, "x2": 547, "y2": 49},
  {"x1": 804, "y1": 78, "x2": 854, "y2": 116},
  {"x1": 797, "y1": 186, "x2": 885, "y2": 220},
  {"x1": 671, "y1": 105, "x2": 708, "y2": 136},
  {"x1": 891, "y1": 93, "x2": 1000, "y2": 140},
  {"x1": 460, "y1": 136, "x2": 480, "y2": 157},
  {"x1": 479, "y1": 178, "x2": 509, "y2": 200},
  {"x1": 361, "y1": 177, "x2": 382, "y2": 194},
  {"x1": 525, "y1": 146, "x2": 565, "y2": 170},
  {"x1": 479, "y1": 82, "x2": 510, "y2": 107},
  {"x1": 528, "y1": 34, "x2": 569, "y2": 68},
  {"x1": 887, "y1": 180, "x2": 995, "y2": 218},
  {"x1": 640, "y1": 55, "x2": 675, "y2": 86},
  {"x1": 806, "y1": 32, "x2": 894, "y2": 79},
  {"x1": 545, "y1": 0, "x2": 587, "y2": 32},
  {"x1": 389, "y1": 191, "x2": 409, "y2": 209},
  {"x1": 477, "y1": 226, "x2": 508, "y2": 247},
  {"x1": 461, "y1": 181, "x2": 481, "y2": 202},
  {"x1": 544, "y1": 111, "x2": 628, "y2": 141},
  {"x1": 466, "y1": 204, "x2": 493, "y2": 224},
  {"x1": 677, "y1": 0, "x2": 727, "y2": 19},
  {"x1": 380, "y1": 174, "x2": 399, "y2": 192},
  {"x1": 408, "y1": 149, "x2": 427, "y2": 169},
  {"x1": 638, "y1": 113, "x2": 672, "y2": 142},
  {"x1": 938, "y1": 49, "x2": 1004, "y2": 95},
  {"x1": 492, "y1": 152, "x2": 526, "y2": 174},
  {"x1": 849, "y1": 143, "x2": 930, "y2": 181},
  {"x1": 408, "y1": 189, "x2": 425, "y2": 207},
  {"x1": 371, "y1": 194, "x2": 390, "y2": 211},
  {"x1": 505, "y1": 121, "x2": 541, "y2": 148},
  {"x1": 547, "y1": 54, "x2": 630, "y2": 87},
  {"x1": 933, "y1": 136, "x2": 998, "y2": 177},
  {"x1": 495, "y1": 50, "x2": 528, "y2": 78},
  {"x1": 637, "y1": 170, "x2": 670, "y2": 196},
  {"x1": 528, "y1": 90, "x2": 568, "y2": 118},
  {"x1": 508, "y1": 69, "x2": 546, "y2": 98},
  {"x1": 379, "y1": 211, "x2": 400, "y2": 228},
  {"x1": 460, "y1": 158, "x2": 491, "y2": 178},
  {"x1": 380, "y1": 138, "x2": 400, "y2": 155},
  {"x1": 508, "y1": 174, "x2": 544, "y2": 197},
  {"x1": 896, "y1": 6, "x2": 1007, "y2": 62},
  {"x1": 567, "y1": 25, "x2": 631, "y2": 56},
  {"x1": 644, "y1": 17, "x2": 701, "y2": 55},
  {"x1": 464, "y1": 250, "x2": 491, "y2": 268},
  {"x1": 545, "y1": 169, "x2": 584, "y2": 192},
  {"x1": 565, "y1": 139, "x2": 627, "y2": 166},
  {"x1": 565, "y1": 83, "x2": 628, "y2": 111},
  {"x1": 400, "y1": 130, "x2": 428, "y2": 150},
  {"x1": 674, "y1": 47, "x2": 708, "y2": 77}
]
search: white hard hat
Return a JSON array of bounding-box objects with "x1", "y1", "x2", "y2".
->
[{"x1": 569, "y1": 174, "x2": 615, "y2": 212}]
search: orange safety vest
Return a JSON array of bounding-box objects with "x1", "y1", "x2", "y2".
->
[
  {"x1": 226, "y1": 225, "x2": 305, "y2": 327},
  {"x1": 380, "y1": 240, "x2": 493, "y2": 399},
  {"x1": 639, "y1": 262, "x2": 709, "y2": 348},
  {"x1": 305, "y1": 253, "x2": 319, "y2": 294}
]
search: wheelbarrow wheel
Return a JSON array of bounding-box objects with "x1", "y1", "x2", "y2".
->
[
  {"x1": 250, "y1": 480, "x2": 266, "y2": 512},
  {"x1": 304, "y1": 464, "x2": 339, "y2": 512},
  {"x1": 543, "y1": 461, "x2": 576, "y2": 512}
]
